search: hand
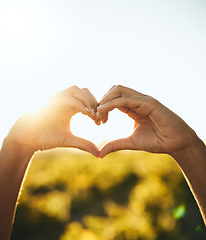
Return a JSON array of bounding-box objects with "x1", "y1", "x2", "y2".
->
[
  {"x1": 97, "y1": 85, "x2": 199, "y2": 158},
  {"x1": 6, "y1": 86, "x2": 99, "y2": 157}
]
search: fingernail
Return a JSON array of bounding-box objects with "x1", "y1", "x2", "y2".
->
[
  {"x1": 92, "y1": 108, "x2": 96, "y2": 116},
  {"x1": 97, "y1": 105, "x2": 103, "y2": 109},
  {"x1": 102, "y1": 118, "x2": 107, "y2": 124},
  {"x1": 96, "y1": 112, "x2": 100, "y2": 118},
  {"x1": 85, "y1": 107, "x2": 90, "y2": 112},
  {"x1": 96, "y1": 112, "x2": 103, "y2": 118}
]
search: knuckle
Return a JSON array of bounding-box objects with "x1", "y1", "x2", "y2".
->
[
  {"x1": 115, "y1": 84, "x2": 123, "y2": 90},
  {"x1": 71, "y1": 85, "x2": 79, "y2": 91},
  {"x1": 82, "y1": 87, "x2": 88, "y2": 91},
  {"x1": 145, "y1": 95, "x2": 159, "y2": 106}
]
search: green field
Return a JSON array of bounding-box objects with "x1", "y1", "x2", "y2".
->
[{"x1": 11, "y1": 149, "x2": 205, "y2": 240}]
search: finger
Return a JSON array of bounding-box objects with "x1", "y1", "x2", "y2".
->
[
  {"x1": 97, "y1": 96, "x2": 153, "y2": 117},
  {"x1": 62, "y1": 135, "x2": 100, "y2": 157},
  {"x1": 100, "y1": 85, "x2": 117, "y2": 101},
  {"x1": 50, "y1": 94, "x2": 96, "y2": 124},
  {"x1": 118, "y1": 107, "x2": 144, "y2": 122},
  {"x1": 99, "y1": 136, "x2": 136, "y2": 158},
  {"x1": 71, "y1": 86, "x2": 95, "y2": 113},
  {"x1": 101, "y1": 113, "x2": 108, "y2": 124},
  {"x1": 81, "y1": 88, "x2": 102, "y2": 124},
  {"x1": 118, "y1": 107, "x2": 130, "y2": 114},
  {"x1": 81, "y1": 88, "x2": 99, "y2": 115},
  {"x1": 99, "y1": 85, "x2": 143, "y2": 106},
  {"x1": 57, "y1": 86, "x2": 95, "y2": 114},
  {"x1": 61, "y1": 96, "x2": 94, "y2": 120},
  {"x1": 98, "y1": 97, "x2": 131, "y2": 114},
  {"x1": 95, "y1": 112, "x2": 108, "y2": 124},
  {"x1": 81, "y1": 88, "x2": 108, "y2": 125}
]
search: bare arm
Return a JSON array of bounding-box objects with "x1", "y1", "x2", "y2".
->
[
  {"x1": 0, "y1": 86, "x2": 99, "y2": 240},
  {"x1": 97, "y1": 85, "x2": 206, "y2": 225},
  {"x1": 172, "y1": 139, "x2": 206, "y2": 225}
]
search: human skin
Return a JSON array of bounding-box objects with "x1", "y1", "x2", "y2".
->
[
  {"x1": 97, "y1": 85, "x2": 206, "y2": 225},
  {"x1": 0, "y1": 85, "x2": 205, "y2": 240},
  {"x1": 0, "y1": 86, "x2": 99, "y2": 240}
]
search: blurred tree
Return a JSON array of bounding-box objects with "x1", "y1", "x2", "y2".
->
[{"x1": 11, "y1": 150, "x2": 206, "y2": 240}]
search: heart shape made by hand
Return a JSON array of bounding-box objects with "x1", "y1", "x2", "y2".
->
[{"x1": 70, "y1": 108, "x2": 134, "y2": 148}]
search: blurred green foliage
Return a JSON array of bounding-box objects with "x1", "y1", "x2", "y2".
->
[{"x1": 11, "y1": 149, "x2": 205, "y2": 240}]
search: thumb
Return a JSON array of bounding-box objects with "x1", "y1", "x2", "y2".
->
[
  {"x1": 99, "y1": 136, "x2": 135, "y2": 158},
  {"x1": 62, "y1": 135, "x2": 100, "y2": 157}
]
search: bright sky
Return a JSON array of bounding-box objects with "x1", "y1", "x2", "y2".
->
[{"x1": 0, "y1": 0, "x2": 206, "y2": 147}]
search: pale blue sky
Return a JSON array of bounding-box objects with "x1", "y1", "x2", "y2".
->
[{"x1": 0, "y1": 0, "x2": 205, "y2": 146}]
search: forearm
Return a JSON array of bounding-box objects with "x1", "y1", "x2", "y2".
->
[
  {"x1": 0, "y1": 137, "x2": 35, "y2": 240},
  {"x1": 172, "y1": 137, "x2": 206, "y2": 225}
]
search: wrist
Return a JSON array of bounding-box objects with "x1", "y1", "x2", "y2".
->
[
  {"x1": 0, "y1": 136, "x2": 36, "y2": 171},
  {"x1": 171, "y1": 137, "x2": 206, "y2": 225},
  {"x1": 171, "y1": 136, "x2": 206, "y2": 171},
  {"x1": 0, "y1": 136, "x2": 36, "y2": 240}
]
